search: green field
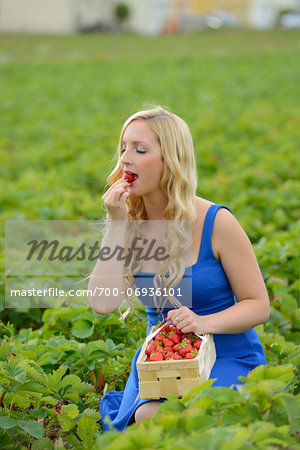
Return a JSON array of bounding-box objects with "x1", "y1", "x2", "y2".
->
[{"x1": 0, "y1": 31, "x2": 299, "y2": 448}]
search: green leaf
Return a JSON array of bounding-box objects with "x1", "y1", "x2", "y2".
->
[
  {"x1": 248, "y1": 422, "x2": 290, "y2": 445},
  {"x1": 17, "y1": 420, "x2": 44, "y2": 439},
  {"x1": 0, "y1": 416, "x2": 17, "y2": 429},
  {"x1": 59, "y1": 414, "x2": 74, "y2": 432},
  {"x1": 81, "y1": 407, "x2": 101, "y2": 422},
  {"x1": 155, "y1": 413, "x2": 179, "y2": 432},
  {"x1": 15, "y1": 381, "x2": 46, "y2": 394},
  {"x1": 58, "y1": 404, "x2": 79, "y2": 431},
  {"x1": 0, "y1": 321, "x2": 14, "y2": 338},
  {"x1": 31, "y1": 438, "x2": 53, "y2": 450},
  {"x1": 27, "y1": 408, "x2": 48, "y2": 419},
  {"x1": 64, "y1": 434, "x2": 82, "y2": 447},
  {"x1": 272, "y1": 393, "x2": 300, "y2": 434},
  {"x1": 182, "y1": 379, "x2": 215, "y2": 405},
  {"x1": 5, "y1": 360, "x2": 27, "y2": 383},
  {"x1": 220, "y1": 403, "x2": 261, "y2": 426},
  {"x1": 72, "y1": 319, "x2": 94, "y2": 339},
  {"x1": 42, "y1": 396, "x2": 57, "y2": 406},
  {"x1": 77, "y1": 415, "x2": 97, "y2": 444},
  {"x1": 0, "y1": 343, "x2": 14, "y2": 362},
  {"x1": 18, "y1": 359, "x2": 46, "y2": 383},
  {"x1": 12, "y1": 392, "x2": 31, "y2": 408},
  {"x1": 46, "y1": 366, "x2": 67, "y2": 391},
  {"x1": 240, "y1": 364, "x2": 295, "y2": 384},
  {"x1": 60, "y1": 374, "x2": 82, "y2": 390},
  {"x1": 61, "y1": 404, "x2": 79, "y2": 419},
  {"x1": 180, "y1": 409, "x2": 217, "y2": 432}
]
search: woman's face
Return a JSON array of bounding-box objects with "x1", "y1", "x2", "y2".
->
[{"x1": 120, "y1": 119, "x2": 164, "y2": 198}]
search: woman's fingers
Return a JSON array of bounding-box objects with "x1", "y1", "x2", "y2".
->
[
  {"x1": 166, "y1": 307, "x2": 193, "y2": 328},
  {"x1": 166, "y1": 307, "x2": 183, "y2": 324},
  {"x1": 102, "y1": 178, "x2": 131, "y2": 219},
  {"x1": 102, "y1": 178, "x2": 129, "y2": 200}
]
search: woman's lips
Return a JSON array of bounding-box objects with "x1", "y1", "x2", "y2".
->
[{"x1": 124, "y1": 171, "x2": 138, "y2": 184}]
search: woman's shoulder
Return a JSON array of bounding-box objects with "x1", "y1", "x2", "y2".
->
[
  {"x1": 194, "y1": 196, "x2": 214, "y2": 213},
  {"x1": 194, "y1": 197, "x2": 244, "y2": 259},
  {"x1": 211, "y1": 204, "x2": 249, "y2": 261},
  {"x1": 194, "y1": 196, "x2": 234, "y2": 222}
]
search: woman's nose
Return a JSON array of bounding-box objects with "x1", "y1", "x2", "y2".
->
[{"x1": 120, "y1": 148, "x2": 131, "y2": 164}]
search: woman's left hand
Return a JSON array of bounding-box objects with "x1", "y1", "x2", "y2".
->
[{"x1": 166, "y1": 306, "x2": 207, "y2": 334}]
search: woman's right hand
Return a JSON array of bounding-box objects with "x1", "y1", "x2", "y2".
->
[{"x1": 102, "y1": 178, "x2": 130, "y2": 220}]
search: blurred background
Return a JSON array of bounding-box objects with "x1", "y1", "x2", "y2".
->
[{"x1": 1, "y1": 0, "x2": 300, "y2": 34}]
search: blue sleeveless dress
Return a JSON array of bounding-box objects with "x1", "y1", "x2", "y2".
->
[{"x1": 99, "y1": 204, "x2": 267, "y2": 432}]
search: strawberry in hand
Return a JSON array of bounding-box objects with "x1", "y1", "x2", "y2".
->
[{"x1": 124, "y1": 172, "x2": 134, "y2": 183}]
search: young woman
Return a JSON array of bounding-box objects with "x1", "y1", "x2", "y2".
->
[{"x1": 88, "y1": 106, "x2": 270, "y2": 432}]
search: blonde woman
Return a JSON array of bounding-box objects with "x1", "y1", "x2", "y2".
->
[{"x1": 88, "y1": 106, "x2": 270, "y2": 432}]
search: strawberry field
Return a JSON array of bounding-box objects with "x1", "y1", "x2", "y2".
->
[{"x1": 0, "y1": 30, "x2": 299, "y2": 448}]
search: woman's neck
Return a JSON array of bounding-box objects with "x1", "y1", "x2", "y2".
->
[{"x1": 143, "y1": 193, "x2": 168, "y2": 220}]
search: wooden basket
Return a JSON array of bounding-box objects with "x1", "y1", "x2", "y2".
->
[{"x1": 136, "y1": 325, "x2": 216, "y2": 399}]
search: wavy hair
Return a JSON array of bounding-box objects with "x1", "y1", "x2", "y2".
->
[{"x1": 106, "y1": 106, "x2": 197, "y2": 313}]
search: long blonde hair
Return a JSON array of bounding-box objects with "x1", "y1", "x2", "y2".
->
[{"x1": 107, "y1": 106, "x2": 197, "y2": 312}]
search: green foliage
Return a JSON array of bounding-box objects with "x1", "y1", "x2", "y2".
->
[
  {"x1": 115, "y1": 3, "x2": 130, "y2": 24},
  {"x1": 0, "y1": 308, "x2": 146, "y2": 448},
  {"x1": 0, "y1": 30, "x2": 299, "y2": 448}
]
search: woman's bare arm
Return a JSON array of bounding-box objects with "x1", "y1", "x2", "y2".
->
[
  {"x1": 87, "y1": 178, "x2": 130, "y2": 314},
  {"x1": 167, "y1": 208, "x2": 270, "y2": 334}
]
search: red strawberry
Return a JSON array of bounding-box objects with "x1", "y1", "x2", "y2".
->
[
  {"x1": 161, "y1": 324, "x2": 170, "y2": 333},
  {"x1": 156, "y1": 346, "x2": 164, "y2": 354},
  {"x1": 124, "y1": 172, "x2": 134, "y2": 183},
  {"x1": 184, "y1": 353, "x2": 195, "y2": 359},
  {"x1": 193, "y1": 338, "x2": 202, "y2": 350},
  {"x1": 179, "y1": 340, "x2": 193, "y2": 357},
  {"x1": 150, "y1": 352, "x2": 163, "y2": 361},
  {"x1": 179, "y1": 346, "x2": 193, "y2": 357},
  {"x1": 165, "y1": 351, "x2": 175, "y2": 359},
  {"x1": 163, "y1": 338, "x2": 174, "y2": 348},
  {"x1": 164, "y1": 346, "x2": 173, "y2": 354},
  {"x1": 170, "y1": 325, "x2": 178, "y2": 332},
  {"x1": 145, "y1": 342, "x2": 156, "y2": 355},
  {"x1": 173, "y1": 343, "x2": 181, "y2": 352},
  {"x1": 171, "y1": 354, "x2": 182, "y2": 360},
  {"x1": 181, "y1": 334, "x2": 191, "y2": 341},
  {"x1": 156, "y1": 333, "x2": 165, "y2": 342},
  {"x1": 169, "y1": 333, "x2": 181, "y2": 344},
  {"x1": 185, "y1": 349, "x2": 198, "y2": 359}
]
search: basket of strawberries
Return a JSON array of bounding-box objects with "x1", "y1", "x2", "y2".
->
[{"x1": 136, "y1": 322, "x2": 216, "y2": 399}]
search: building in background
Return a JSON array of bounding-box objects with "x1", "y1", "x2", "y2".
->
[
  {"x1": 0, "y1": 0, "x2": 299, "y2": 35},
  {"x1": 0, "y1": 0, "x2": 112, "y2": 34},
  {"x1": 174, "y1": 0, "x2": 299, "y2": 29}
]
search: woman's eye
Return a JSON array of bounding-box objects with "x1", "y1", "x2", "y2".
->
[
  {"x1": 136, "y1": 146, "x2": 147, "y2": 153},
  {"x1": 121, "y1": 145, "x2": 147, "y2": 154}
]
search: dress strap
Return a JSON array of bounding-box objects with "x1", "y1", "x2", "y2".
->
[{"x1": 199, "y1": 204, "x2": 234, "y2": 261}]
